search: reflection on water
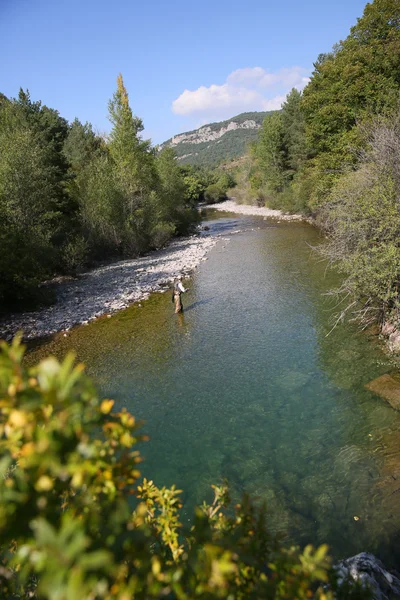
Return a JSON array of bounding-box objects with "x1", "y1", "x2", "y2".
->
[{"x1": 27, "y1": 215, "x2": 400, "y2": 565}]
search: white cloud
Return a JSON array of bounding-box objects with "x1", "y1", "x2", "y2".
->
[
  {"x1": 226, "y1": 67, "x2": 266, "y2": 85},
  {"x1": 172, "y1": 66, "x2": 310, "y2": 120},
  {"x1": 172, "y1": 84, "x2": 263, "y2": 116},
  {"x1": 262, "y1": 95, "x2": 287, "y2": 111}
]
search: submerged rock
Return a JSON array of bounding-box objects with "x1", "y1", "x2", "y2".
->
[
  {"x1": 335, "y1": 552, "x2": 400, "y2": 599},
  {"x1": 278, "y1": 369, "x2": 312, "y2": 391},
  {"x1": 366, "y1": 372, "x2": 400, "y2": 410}
]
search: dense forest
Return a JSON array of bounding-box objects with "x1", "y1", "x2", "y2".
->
[
  {"x1": 244, "y1": 0, "x2": 400, "y2": 328},
  {"x1": 0, "y1": 76, "x2": 234, "y2": 313}
]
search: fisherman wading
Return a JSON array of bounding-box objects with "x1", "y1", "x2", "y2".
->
[{"x1": 172, "y1": 278, "x2": 187, "y2": 313}]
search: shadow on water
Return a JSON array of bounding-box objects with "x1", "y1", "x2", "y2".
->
[
  {"x1": 183, "y1": 298, "x2": 215, "y2": 313},
  {"x1": 25, "y1": 214, "x2": 400, "y2": 566}
]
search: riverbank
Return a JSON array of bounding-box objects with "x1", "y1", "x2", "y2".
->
[
  {"x1": 0, "y1": 232, "x2": 222, "y2": 341},
  {"x1": 210, "y1": 199, "x2": 306, "y2": 221},
  {"x1": 0, "y1": 202, "x2": 307, "y2": 342}
]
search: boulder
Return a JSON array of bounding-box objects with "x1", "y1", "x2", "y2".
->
[
  {"x1": 381, "y1": 322, "x2": 396, "y2": 336},
  {"x1": 389, "y1": 330, "x2": 400, "y2": 353},
  {"x1": 365, "y1": 372, "x2": 400, "y2": 410},
  {"x1": 335, "y1": 553, "x2": 400, "y2": 600}
]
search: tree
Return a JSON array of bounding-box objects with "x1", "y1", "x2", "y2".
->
[
  {"x1": 74, "y1": 154, "x2": 125, "y2": 257},
  {"x1": 13, "y1": 89, "x2": 79, "y2": 262},
  {"x1": 317, "y1": 110, "x2": 400, "y2": 327},
  {"x1": 0, "y1": 100, "x2": 61, "y2": 309},
  {"x1": 300, "y1": 0, "x2": 400, "y2": 207},
  {"x1": 108, "y1": 75, "x2": 144, "y2": 160},
  {"x1": 251, "y1": 112, "x2": 288, "y2": 195},
  {"x1": 281, "y1": 88, "x2": 307, "y2": 174},
  {"x1": 0, "y1": 337, "x2": 367, "y2": 599},
  {"x1": 63, "y1": 118, "x2": 103, "y2": 173},
  {"x1": 180, "y1": 165, "x2": 211, "y2": 204},
  {"x1": 108, "y1": 74, "x2": 158, "y2": 204},
  {"x1": 156, "y1": 147, "x2": 199, "y2": 239},
  {"x1": 107, "y1": 74, "x2": 159, "y2": 253}
]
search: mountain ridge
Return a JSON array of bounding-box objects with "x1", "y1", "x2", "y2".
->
[{"x1": 161, "y1": 111, "x2": 271, "y2": 168}]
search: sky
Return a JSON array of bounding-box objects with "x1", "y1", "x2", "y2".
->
[{"x1": 1, "y1": 0, "x2": 368, "y2": 144}]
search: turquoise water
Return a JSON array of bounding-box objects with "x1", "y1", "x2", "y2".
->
[{"x1": 28, "y1": 213, "x2": 400, "y2": 564}]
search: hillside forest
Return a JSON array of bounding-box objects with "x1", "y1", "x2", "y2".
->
[{"x1": 161, "y1": 111, "x2": 269, "y2": 168}]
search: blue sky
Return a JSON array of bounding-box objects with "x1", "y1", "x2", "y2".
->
[{"x1": 1, "y1": 0, "x2": 368, "y2": 143}]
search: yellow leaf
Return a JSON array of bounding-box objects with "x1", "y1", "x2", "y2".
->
[
  {"x1": 20, "y1": 442, "x2": 35, "y2": 457},
  {"x1": 152, "y1": 556, "x2": 161, "y2": 576},
  {"x1": 101, "y1": 399, "x2": 114, "y2": 414},
  {"x1": 35, "y1": 475, "x2": 53, "y2": 492},
  {"x1": 8, "y1": 410, "x2": 27, "y2": 428}
]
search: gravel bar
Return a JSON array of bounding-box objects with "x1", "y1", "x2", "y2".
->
[
  {"x1": 210, "y1": 200, "x2": 305, "y2": 220},
  {"x1": 0, "y1": 232, "x2": 221, "y2": 341}
]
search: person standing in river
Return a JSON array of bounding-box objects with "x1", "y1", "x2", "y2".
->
[{"x1": 172, "y1": 277, "x2": 187, "y2": 313}]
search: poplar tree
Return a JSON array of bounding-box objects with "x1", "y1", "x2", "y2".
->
[
  {"x1": 251, "y1": 112, "x2": 287, "y2": 194},
  {"x1": 108, "y1": 74, "x2": 157, "y2": 199},
  {"x1": 107, "y1": 75, "x2": 158, "y2": 252},
  {"x1": 281, "y1": 88, "x2": 307, "y2": 174}
]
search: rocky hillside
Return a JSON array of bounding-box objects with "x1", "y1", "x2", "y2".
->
[{"x1": 161, "y1": 111, "x2": 271, "y2": 168}]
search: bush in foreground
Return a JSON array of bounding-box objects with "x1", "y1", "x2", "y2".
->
[{"x1": 0, "y1": 337, "x2": 367, "y2": 599}]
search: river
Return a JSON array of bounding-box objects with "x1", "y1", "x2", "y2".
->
[{"x1": 27, "y1": 211, "x2": 400, "y2": 565}]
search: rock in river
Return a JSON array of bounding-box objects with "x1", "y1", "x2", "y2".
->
[
  {"x1": 366, "y1": 372, "x2": 400, "y2": 410},
  {"x1": 335, "y1": 552, "x2": 400, "y2": 600}
]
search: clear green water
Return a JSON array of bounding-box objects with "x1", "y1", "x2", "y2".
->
[{"x1": 27, "y1": 214, "x2": 400, "y2": 564}]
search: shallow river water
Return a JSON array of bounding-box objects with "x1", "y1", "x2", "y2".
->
[{"x1": 27, "y1": 212, "x2": 400, "y2": 564}]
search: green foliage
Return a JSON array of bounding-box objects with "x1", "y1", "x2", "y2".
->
[
  {"x1": 0, "y1": 99, "x2": 63, "y2": 309},
  {"x1": 0, "y1": 77, "x2": 199, "y2": 310},
  {"x1": 303, "y1": 0, "x2": 400, "y2": 156},
  {"x1": 281, "y1": 88, "x2": 307, "y2": 174},
  {"x1": 317, "y1": 114, "x2": 400, "y2": 325},
  {"x1": 299, "y1": 0, "x2": 400, "y2": 208},
  {"x1": 243, "y1": 0, "x2": 400, "y2": 212},
  {"x1": 245, "y1": 89, "x2": 308, "y2": 209},
  {"x1": 296, "y1": 0, "x2": 400, "y2": 323},
  {"x1": 251, "y1": 112, "x2": 288, "y2": 195},
  {"x1": 0, "y1": 338, "x2": 369, "y2": 599},
  {"x1": 204, "y1": 183, "x2": 227, "y2": 204},
  {"x1": 73, "y1": 153, "x2": 125, "y2": 257},
  {"x1": 156, "y1": 147, "x2": 200, "y2": 237},
  {"x1": 63, "y1": 118, "x2": 103, "y2": 173},
  {"x1": 180, "y1": 165, "x2": 211, "y2": 203}
]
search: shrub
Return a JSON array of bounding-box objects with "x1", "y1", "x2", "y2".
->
[
  {"x1": 204, "y1": 183, "x2": 226, "y2": 204},
  {"x1": 149, "y1": 221, "x2": 176, "y2": 249},
  {"x1": 61, "y1": 234, "x2": 89, "y2": 274},
  {"x1": 318, "y1": 113, "x2": 400, "y2": 326}
]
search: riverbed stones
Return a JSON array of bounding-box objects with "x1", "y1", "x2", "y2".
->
[{"x1": 366, "y1": 372, "x2": 400, "y2": 410}]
